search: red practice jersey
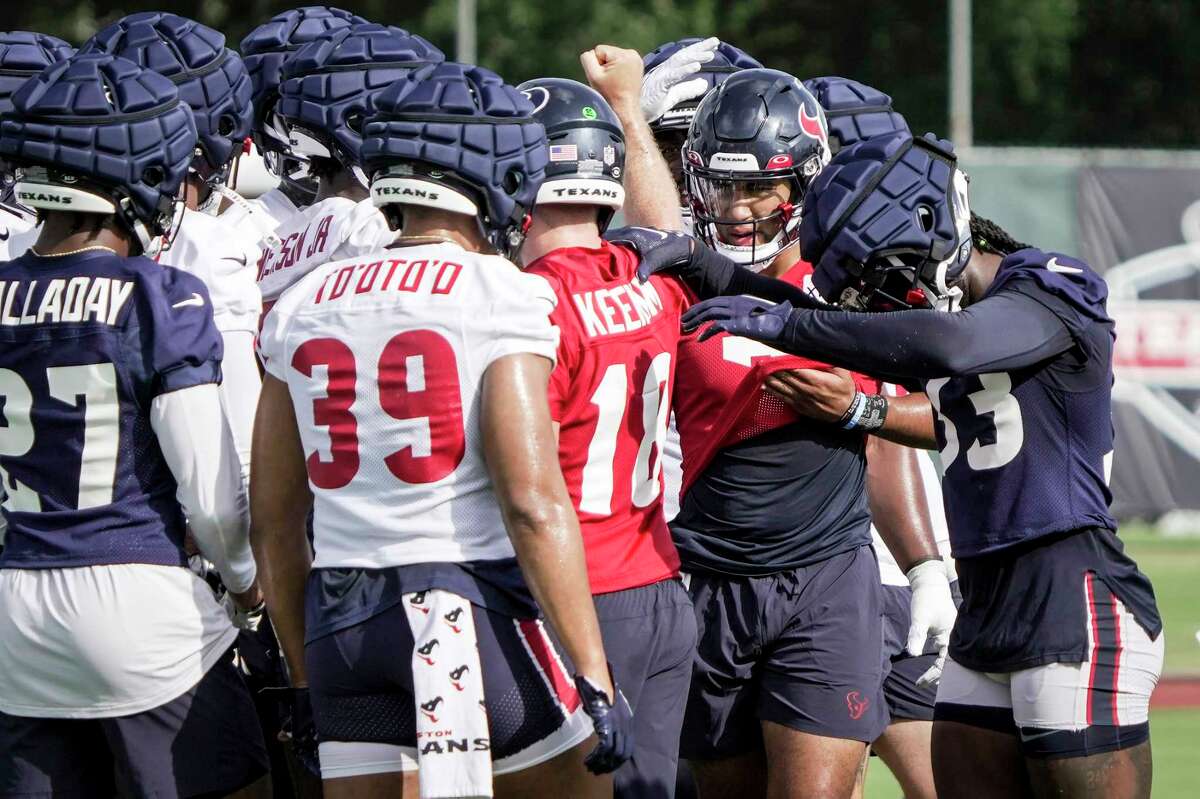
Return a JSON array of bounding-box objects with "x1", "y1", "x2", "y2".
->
[
  {"x1": 673, "y1": 259, "x2": 882, "y2": 495},
  {"x1": 527, "y1": 241, "x2": 689, "y2": 594}
]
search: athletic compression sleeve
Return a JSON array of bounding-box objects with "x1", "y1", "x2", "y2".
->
[
  {"x1": 775, "y1": 289, "x2": 1076, "y2": 380},
  {"x1": 217, "y1": 330, "x2": 261, "y2": 491},
  {"x1": 151, "y1": 383, "x2": 256, "y2": 593}
]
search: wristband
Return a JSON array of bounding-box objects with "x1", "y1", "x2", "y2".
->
[
  {"x1": 839, "y1": 391, "x2": 866, "y2": 429},
  {"x1": 856, "y1": 393, "x2": 889, "y2": 432}
]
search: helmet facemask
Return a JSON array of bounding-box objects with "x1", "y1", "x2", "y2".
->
[{"x1": 685, "y1": 162, "x2": 817, "y2": 272}]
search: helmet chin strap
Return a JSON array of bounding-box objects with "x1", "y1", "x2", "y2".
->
[{"x1": 711, "y1": 212, "x2": 801, "y2": 273}]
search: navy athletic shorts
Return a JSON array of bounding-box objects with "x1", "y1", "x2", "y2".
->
[
  {"x1": 0, "y1": 646, "x2": 268, "y2": 798},
  {"x1": 595, "y1": 578, "x2": 696, "y2": 799},
  {"x1": 305, "y1": 595, "x2": 589, "y2": 778},
  {"x1": 680, "y1": 544, "x2": 888, "y2": 760},
  {"x1": 936, "y1": 529, "x2": 1163, "y2": 759}
]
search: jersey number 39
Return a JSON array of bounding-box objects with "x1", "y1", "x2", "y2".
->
[{"x1": 293, "y1": 331, "x2": 465, "y2": 489}]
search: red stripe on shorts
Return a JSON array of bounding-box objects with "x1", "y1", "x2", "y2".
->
[
  {"x1": 1085, "y1": 572, "x2": 1100, "y2": 725},
  {"x1": 1111, "y1": 592, "x2": 1123, "y2": 726},
  {"x1": 517, "y1": 619, "x2": 581, "y2": 713}
]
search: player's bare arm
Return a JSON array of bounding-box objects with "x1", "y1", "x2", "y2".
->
[
  {"x1": 582, "y1": 44, "x2": 683, "y2": 231},
  {"x1": 866, "y1": 437, "x2": 940, "y2": 574},
  {"x1": 481, "y1": 352, "x2": 614, "y2": 699},
  {"x1": 249, "y1": 374, "x2": 314, "y2": 686}
]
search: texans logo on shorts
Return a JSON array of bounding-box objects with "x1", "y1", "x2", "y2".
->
[
  {"x1": 444, "y1": 607, "x2": 464, "y2": 633},
  {"x1": 845, "y1": 690, "x2": 869, "y2": 720},
  {"x1": 409, "y1": 591, "x2": 431, "y2": 614},
  {"x1": 420, "y1": 696, "x2": 444, "y2": 723},
  {"x1": 417, "y1": 639, "x2": 440, "y2": 666},
  {"x1": 450, "y1": 664, "x2": 470, "y2": 691}
]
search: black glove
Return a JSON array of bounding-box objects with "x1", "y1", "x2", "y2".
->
[
  {"x1": 574, "y1": 668, "x2": 635, "y2": 774},
  {"x1": 283, "y1": 687, "x2": 320, "y2": 777},
  {"x1": 604, "y1": 226, "x2": 696, "y2": 283},
  {"x1": 682, "y1": 297, "x2": 796, "y2": 343}
]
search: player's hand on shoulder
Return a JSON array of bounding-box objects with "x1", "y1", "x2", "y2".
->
[
  {"x1": 765, "y1": 367, "x2": 857, "y2": 424},
  {"x1": 640, "y1": 36, "x2": 719, "y2": 123},
  {"x1": 605, "y1": 226, "x2": 694, "y2": 282},
  {"x1": 581, "y1": 44, "x2": 644, "y2": 116},
  {"x1": 574, "y1": 665, "x2": 635, "y2": 774}
]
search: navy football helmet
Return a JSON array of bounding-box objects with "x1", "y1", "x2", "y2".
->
[
  {"x1": 82, "y1": 13, "x2": 252, "y2": 189},
  {"x1": 517, "y1": 78, "x2": 624, "y2": 231},
  {"x1": 240, "y1": 5, "x2": 366, "y2": 199},
  {"x1": 643, "y1": 38, "x2": 762, "y2": 133},
  {"x1": 802, "y1": 76, "x2": 909, "y2": 154},
  {"x1": 800, "y1": 132, "x2": 973, "y2": 312},
  {"x1": 644, "y1": 38, "x2": 760, "y2": 201},
  {"x1": 0, "y1": 32, "x2": 75, "y2": 116},
  {"x1": 1, "y1": 53, "x2": 197, "y2": 251},
  {"x1": 684, "y1": 68, "x2": 831, "y2": 269},
  {"x1": 362, "y1": 62, "x2": 548, "y2": 261},
  {"x1": 277, "y1": 23, "x2": 443, "y2": 176},
  {"x1": 0, "y1": 31, "x2": 76, "y2": 203}
]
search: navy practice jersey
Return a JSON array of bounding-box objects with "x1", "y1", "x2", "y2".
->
[
  {"x1": 927, "y1": 250, "x2": 1116, "y2": 557},
  {"x1": 761, "y1": 248, "x2": 1118, "y2": 560},
  {"x1": 0, "y1": 250, "x2": 222, "y2": 569}
]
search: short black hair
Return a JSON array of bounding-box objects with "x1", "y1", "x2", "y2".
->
[{"x1": 970, "y1": 212, "x2": 1030, "y2": 256}]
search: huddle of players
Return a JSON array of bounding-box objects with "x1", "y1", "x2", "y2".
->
[{"x1": 0, "y1": 8, "x2": 1164, "y2": 799}]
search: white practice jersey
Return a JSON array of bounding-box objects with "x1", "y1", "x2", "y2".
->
[
  {"x1": 256, "y1": 196, "x2": 394, "y2": 307},
  {"x1": 220, "y1": 185, "x2": 301, "y2": 240},
  {"x1": 157, "y1": 207, "x2": 263, "y2": 335},
  {"x1": 0, "y1": 204, "x2": 37, "y2": 261},
  {"x1": 258, "y1": 241, "x2": 560, "y2": 569}
]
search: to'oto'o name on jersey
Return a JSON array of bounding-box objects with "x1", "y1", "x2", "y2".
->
[
  {"x1": 255, "y1": 196, "x2": 395, "y2": 307},
  {"x1": 257, "y1": 241, "x2": 559, "y2": 570},
  {"x1": 527, "y1": 242, "x2": 688, "y2": 594}
]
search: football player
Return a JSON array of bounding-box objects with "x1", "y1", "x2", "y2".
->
[
  {"x1": 657, "y1": 132, "x2": 1164, "y2": 799},
  {"x1": 255, "y1": 22, "x2": 443, "y2": 320},
  {"x1": 517, "y1": 70, "x2": 696, "y2": 798},
  {"x1": 0, "y1": 53, "x2": 267, "y2": 797},
  {"x1": 791, "y1": 76, "x2": 952, "y2": 799},
  {"x1": 251, "y1": 62, "x2": 632, "y2": 796},
  {"x1": 233, "y1": 5, "x2": 368, "y2": 234},
  {"x1": 640, "y1": 36, "x2": 761, "y2": 523},
  {"x1": 83, "y1": 13, "x2": 263, "y2": 487},
  {"x1": 614, "y1": 68, "x2": 955, "y2": 799},
  {"x1": 0, "y1": 32, "x2": 74, "y2": 261}
]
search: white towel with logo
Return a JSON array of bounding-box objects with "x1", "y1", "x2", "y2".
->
[{"x1": 405, "y1": 589, "x2": 492, "y2": 798}]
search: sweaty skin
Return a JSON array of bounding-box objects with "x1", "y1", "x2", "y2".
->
[{"x1": 582, "y1": 44, "x2": 683, "y2": 232}]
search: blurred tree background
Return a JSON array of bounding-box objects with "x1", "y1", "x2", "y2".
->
[{"x1": 10, "y1": 0, "x2": 1199, "y2": 148}]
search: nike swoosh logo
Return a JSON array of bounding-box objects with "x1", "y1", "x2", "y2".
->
[
  {"x1": 222, "y1": 254, "x2": 249, "y2": 267},
  {"x1": 172, "y1": 293, "x2": 205, "y2": 309},
  {"x1": 1046, "y1": 257, "x2": 1082, "y2": 274},
  {"x1": 0, "y1": 229, "x2": 9, "y2": 242},
  {"x1": 1018, "y1": 728, "x2": 1062, "y2": 742}
]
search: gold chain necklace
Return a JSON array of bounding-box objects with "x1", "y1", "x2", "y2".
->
[{"x1": 30, "y1": 244, "x2": 118, "y2": 257}]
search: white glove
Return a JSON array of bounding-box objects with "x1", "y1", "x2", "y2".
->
[
  {"x1": 222, "y1": 592, "x2": 266, "y2": 632},
  {"x1": 640, "y1": 36, "x2": 720, "y2": 123},
  {"x1": 906, "y1": 558, "x2": 957, "y2": 688}
]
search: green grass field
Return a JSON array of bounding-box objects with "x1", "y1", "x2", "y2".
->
[
  {"x1": 1121, "y1": 526, "x2": 1200, "y2": 675},
  {"x1": 864, "y1": 525, "x2": 1200, "y2": 797}
]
